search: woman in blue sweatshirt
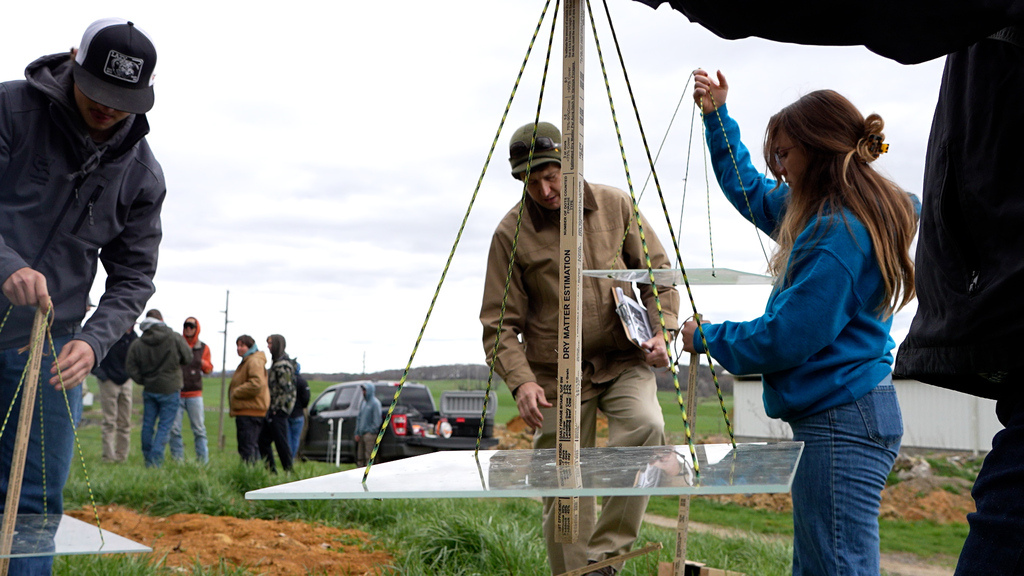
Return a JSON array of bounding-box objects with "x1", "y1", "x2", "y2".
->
[{"x1": 684, "y1": 70, "x2": 918, "y2": 576}]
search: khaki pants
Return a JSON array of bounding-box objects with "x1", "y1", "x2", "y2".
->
[
  {"x1": 356, "y1": 434, "x2": 376, "y2": 467},
  {"x1": 535, "y1": 364, "x2": 665, "y2": 575},
  {"x1": 99, "y1": 379, "x2": 134, "y2": 463}
]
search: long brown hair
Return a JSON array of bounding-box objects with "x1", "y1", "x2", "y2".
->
[{"x1": 762, "y1": 90, "x2": 917, "y2": 318}]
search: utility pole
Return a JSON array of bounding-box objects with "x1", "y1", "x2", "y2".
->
[{"x1": 217, "y1": 290, "x2": 232, "y2": 450}]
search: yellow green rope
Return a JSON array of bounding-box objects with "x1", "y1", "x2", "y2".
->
[
  {"x1": 598, "y1": 1, "x2": 739, "y2": 461},
  {"x1": 361, "y1": 0, "x2": 559, "y2": 482},
  {"x1": 37, "y1": 369, "x2": 46, "y2": 522},
  {"x1": 44, "y1": 318, "x2": 103, "y2": 540},
  {"x1": 701, "y1": 113, "x2": 716, "y2": 271},
  {"x1": 0, "y1": 304, "x2": 102, "y2": 539},
  {"x1": 477, "y1": 0, "x2": 561, "y2": 455},
  {"x1": 702, "y1": 92, "x2": 771, "y2": 265},
  {"x1": 586, "y1": 0, "x2": 703, "y2": 472}
]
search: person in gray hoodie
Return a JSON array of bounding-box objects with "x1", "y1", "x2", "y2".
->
[
  {"x1": 126, "y1": 310, "x2": 191, "y2": 468},
  {"x1": 0, "y1": 18, "x2": 164, "y2": 575},
  {"x1": 354, "y1": 382, "x2": 383, "y2": 467}
]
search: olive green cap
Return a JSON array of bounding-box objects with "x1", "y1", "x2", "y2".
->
[{"x1": 509, "y1": 121, "x2": 562, "y2": 178}]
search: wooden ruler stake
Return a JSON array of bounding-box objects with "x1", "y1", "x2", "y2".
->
[
  {"x1": 555, "y1": 0, "x2": 585, "y2": 545},
  {"x1": 674, "y1": 315, "x2": 701, "y2": 575},
  {"x1": 0, "y1": 307, "x2": 48, "y2": 574}
]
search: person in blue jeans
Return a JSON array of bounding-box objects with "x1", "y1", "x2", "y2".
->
[
  {"x1": 0, "y1": 17, "x2": 165, "y2": 575},
  {"x1": 682, "y1": 70, "x2": 918, "y2": 576},
  {"x1": 170, "y1": 317, "x2": 212, "y2": 463},
  {"x1": 127, "y1": 310, "x2": 191, "y2": 468},
  {"x1": 287, "y1": 364, "x2": 310, "y2": 459}
]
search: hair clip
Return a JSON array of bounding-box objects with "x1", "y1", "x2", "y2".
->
[{"x1": 867, "y1": 134, "x2": 890, "y2": 159}]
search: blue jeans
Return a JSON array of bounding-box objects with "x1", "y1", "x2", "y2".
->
[
  {"x1": 170, "y1": 395, "x2": 208, "y2": 463},
  {"x1": 141, "y1": 391, "x2": 180, "y2": 467},
  {"x1": 287, "y1": 415, "x2": 304, "y2": 459},
  {"x1": 788, "y1": 378, "x2": 902, "y2": 576},
  {"x1": 0, "y1": 335, "x2": 81, "y2": 575},
  {"x1": 955, "y1": 382, "x2": 1024, "y2": 575}
]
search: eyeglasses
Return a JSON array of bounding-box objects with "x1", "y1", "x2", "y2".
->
[
  {"x1": 509, "y1": 136, "x2": 560, "y2": 160},
  {"x1": 774, "y1": 146, "x2": 795, "y2": 169},
  {"x1": 183, "y1": 322, "x2": 196, "y2": 329}
]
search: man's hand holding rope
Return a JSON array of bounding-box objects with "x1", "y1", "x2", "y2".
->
[
  {"x1": 2, "y1": 267, "x2": 50, "y2": 310},
  {"x1": 51, "y1": 341, "x2": 94, "y2": 390},
  {"x1": 3, "y1": 266, "x2": 95, "y2": 390}
]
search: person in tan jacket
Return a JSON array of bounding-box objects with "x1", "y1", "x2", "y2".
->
[
  {"x1": 229, "y1": 334, "x2": 268, "y2": 464},
  {"x1": 480, "y1": 121, "x2": 680, "y2": 576}
]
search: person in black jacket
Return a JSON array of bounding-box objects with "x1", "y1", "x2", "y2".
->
[
  {"x1": 93, "y1": 326, "x2": 138, "y2": 463},
  {"x1": 287, "y1": 361, "x2": 310, "y2": 459},
  {"x1": 630, "y1": 2, "x2": 1024, "y2": 574},
  {"x1": 0, "y1": 18, "x2": 164, "y2": 576},
  {"x1": 259, "y1": 334, "x2": 296, "y2": 473}
]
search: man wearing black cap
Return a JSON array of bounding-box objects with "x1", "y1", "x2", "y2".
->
[
  {"x1": 0, "y1": 17, "x2": 164, "y2": 574},
  {"x1": 480, "y1": 122, "x2": 679, "y2": 576}
]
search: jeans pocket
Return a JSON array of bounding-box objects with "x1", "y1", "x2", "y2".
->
[{"x1": 857, "y1": 383, "x2": 904, "y2": 449}]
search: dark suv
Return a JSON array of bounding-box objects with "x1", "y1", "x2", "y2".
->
[{"x1": 300, "y1": 380, "x2": 498, "y2": 463}]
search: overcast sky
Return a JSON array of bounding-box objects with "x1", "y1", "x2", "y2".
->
[{"x1": 0, "y1": 1, "x2": 946, "y2": 374}]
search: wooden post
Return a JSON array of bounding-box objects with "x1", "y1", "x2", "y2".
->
[
  {"x1": 674, "y1": 315, "x2": 701, "y2": 575},
  {"x1": 0, "y1": 307, "x2": 48, "y2": 573},
  {"x1": 217, "y1": 289, "x2": 230, "y2": 451},
  {"x1": 555, "y1": 0, "x2": 585, "y2": 545}
]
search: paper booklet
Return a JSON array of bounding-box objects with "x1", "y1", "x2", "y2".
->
[{"x1": 613, "y1": 286, "x2": 654, "y2": 349}]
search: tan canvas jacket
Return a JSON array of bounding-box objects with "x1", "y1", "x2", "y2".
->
[
  {"x1": 229, "y1": 351, "x2": 270, "y2": 418},
  {"x1": 480, "y1": 182, "x2": 680, "y2": 403}
]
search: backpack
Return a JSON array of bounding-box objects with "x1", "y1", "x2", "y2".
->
[{"x1": 293, "y1": 359, "x2": 310, "y2": 410}]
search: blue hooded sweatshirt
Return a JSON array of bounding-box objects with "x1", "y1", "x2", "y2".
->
[
  {"x1": 355, "y1": 383, "x2": 384, "y2": 436},
  {"x1": 695, "y1": 104, "x2": 906, "y2": 422}
]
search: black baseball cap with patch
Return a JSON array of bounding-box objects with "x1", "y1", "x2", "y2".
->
[{"x1": 72, "y1": 18, "x2": 157, "y2": 115}]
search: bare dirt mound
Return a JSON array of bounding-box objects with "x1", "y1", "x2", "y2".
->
[
  {"x1": 67, "y1": 505, "x2": 391, "y2": 575},
  {"x1": 500, "y1": 415, "x2": 610, "y2": 449},
  {"x1": 880, "y1": 476, "x2": 975, "y2": 523},
  {"x1": 695, "y1": 476, "x2": 973, "y2": 525}
]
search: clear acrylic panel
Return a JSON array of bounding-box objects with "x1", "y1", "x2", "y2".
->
[
  {"x1": 0, "y1": 514, "x2": 151, "y2": 558},
  {"x1": 583, "y1": 268, "x2": 773, "y2": 285},
  {"x1": 246, "y1": 442, "x2": 802, "y2": 501}
]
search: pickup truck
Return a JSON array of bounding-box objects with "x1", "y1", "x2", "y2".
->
[{"x1": 300, "y1": 380, "x2": 499, "y2": 464}]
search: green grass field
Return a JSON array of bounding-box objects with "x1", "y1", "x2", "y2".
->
[{"x1": 64, "y1": 376, "x2": 966, "y2": 574}]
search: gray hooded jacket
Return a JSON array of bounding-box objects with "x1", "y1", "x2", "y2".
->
[
  {"x1": 355, "y1": 382, "x2": 383, "y2": 436},
  {"x1": 125, "y1": 322, "x2": 191, "y2": 395},
  {"x1": 0, "y1": 53, "x2": 165, "y2": 362}
]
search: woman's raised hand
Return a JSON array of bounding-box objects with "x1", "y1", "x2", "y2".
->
[{"x1": 693, "y1": 69, "x2": 729, "y2": 114}]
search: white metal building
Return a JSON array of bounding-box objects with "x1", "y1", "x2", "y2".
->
[{"x1": 733, "y1": 377, "x2": 1002, "y2": 453}]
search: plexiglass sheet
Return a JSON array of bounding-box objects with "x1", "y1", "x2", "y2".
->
[
  {"x1": 0, "y1": 514, "x2": 151, "y2": 558},
  {"x1": 246, "y1": 442, "x2": 802, "y2": 501},
  {"x1": 583, "y1": 268, "x2": 773, "y2": 285}
]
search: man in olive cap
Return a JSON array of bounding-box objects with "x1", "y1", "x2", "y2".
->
[
  {"x1": 0, "y1": 17, "x2": 164, "y2": 574},
  {"x1": 480, "y1": 122, "x2": 680, "y2": 575}
]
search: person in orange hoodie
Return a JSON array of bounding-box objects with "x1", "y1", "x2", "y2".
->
[
  {"x1": 170, "y1": 316, "x2": 213, "y2": 463},
  {"x1": 229, "y1": 335, "x2": 269, "y2": 463}
]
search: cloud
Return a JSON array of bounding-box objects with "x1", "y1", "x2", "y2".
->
[{"x1": 4, "y1": 1, "x2": 944, "y2": 373}]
